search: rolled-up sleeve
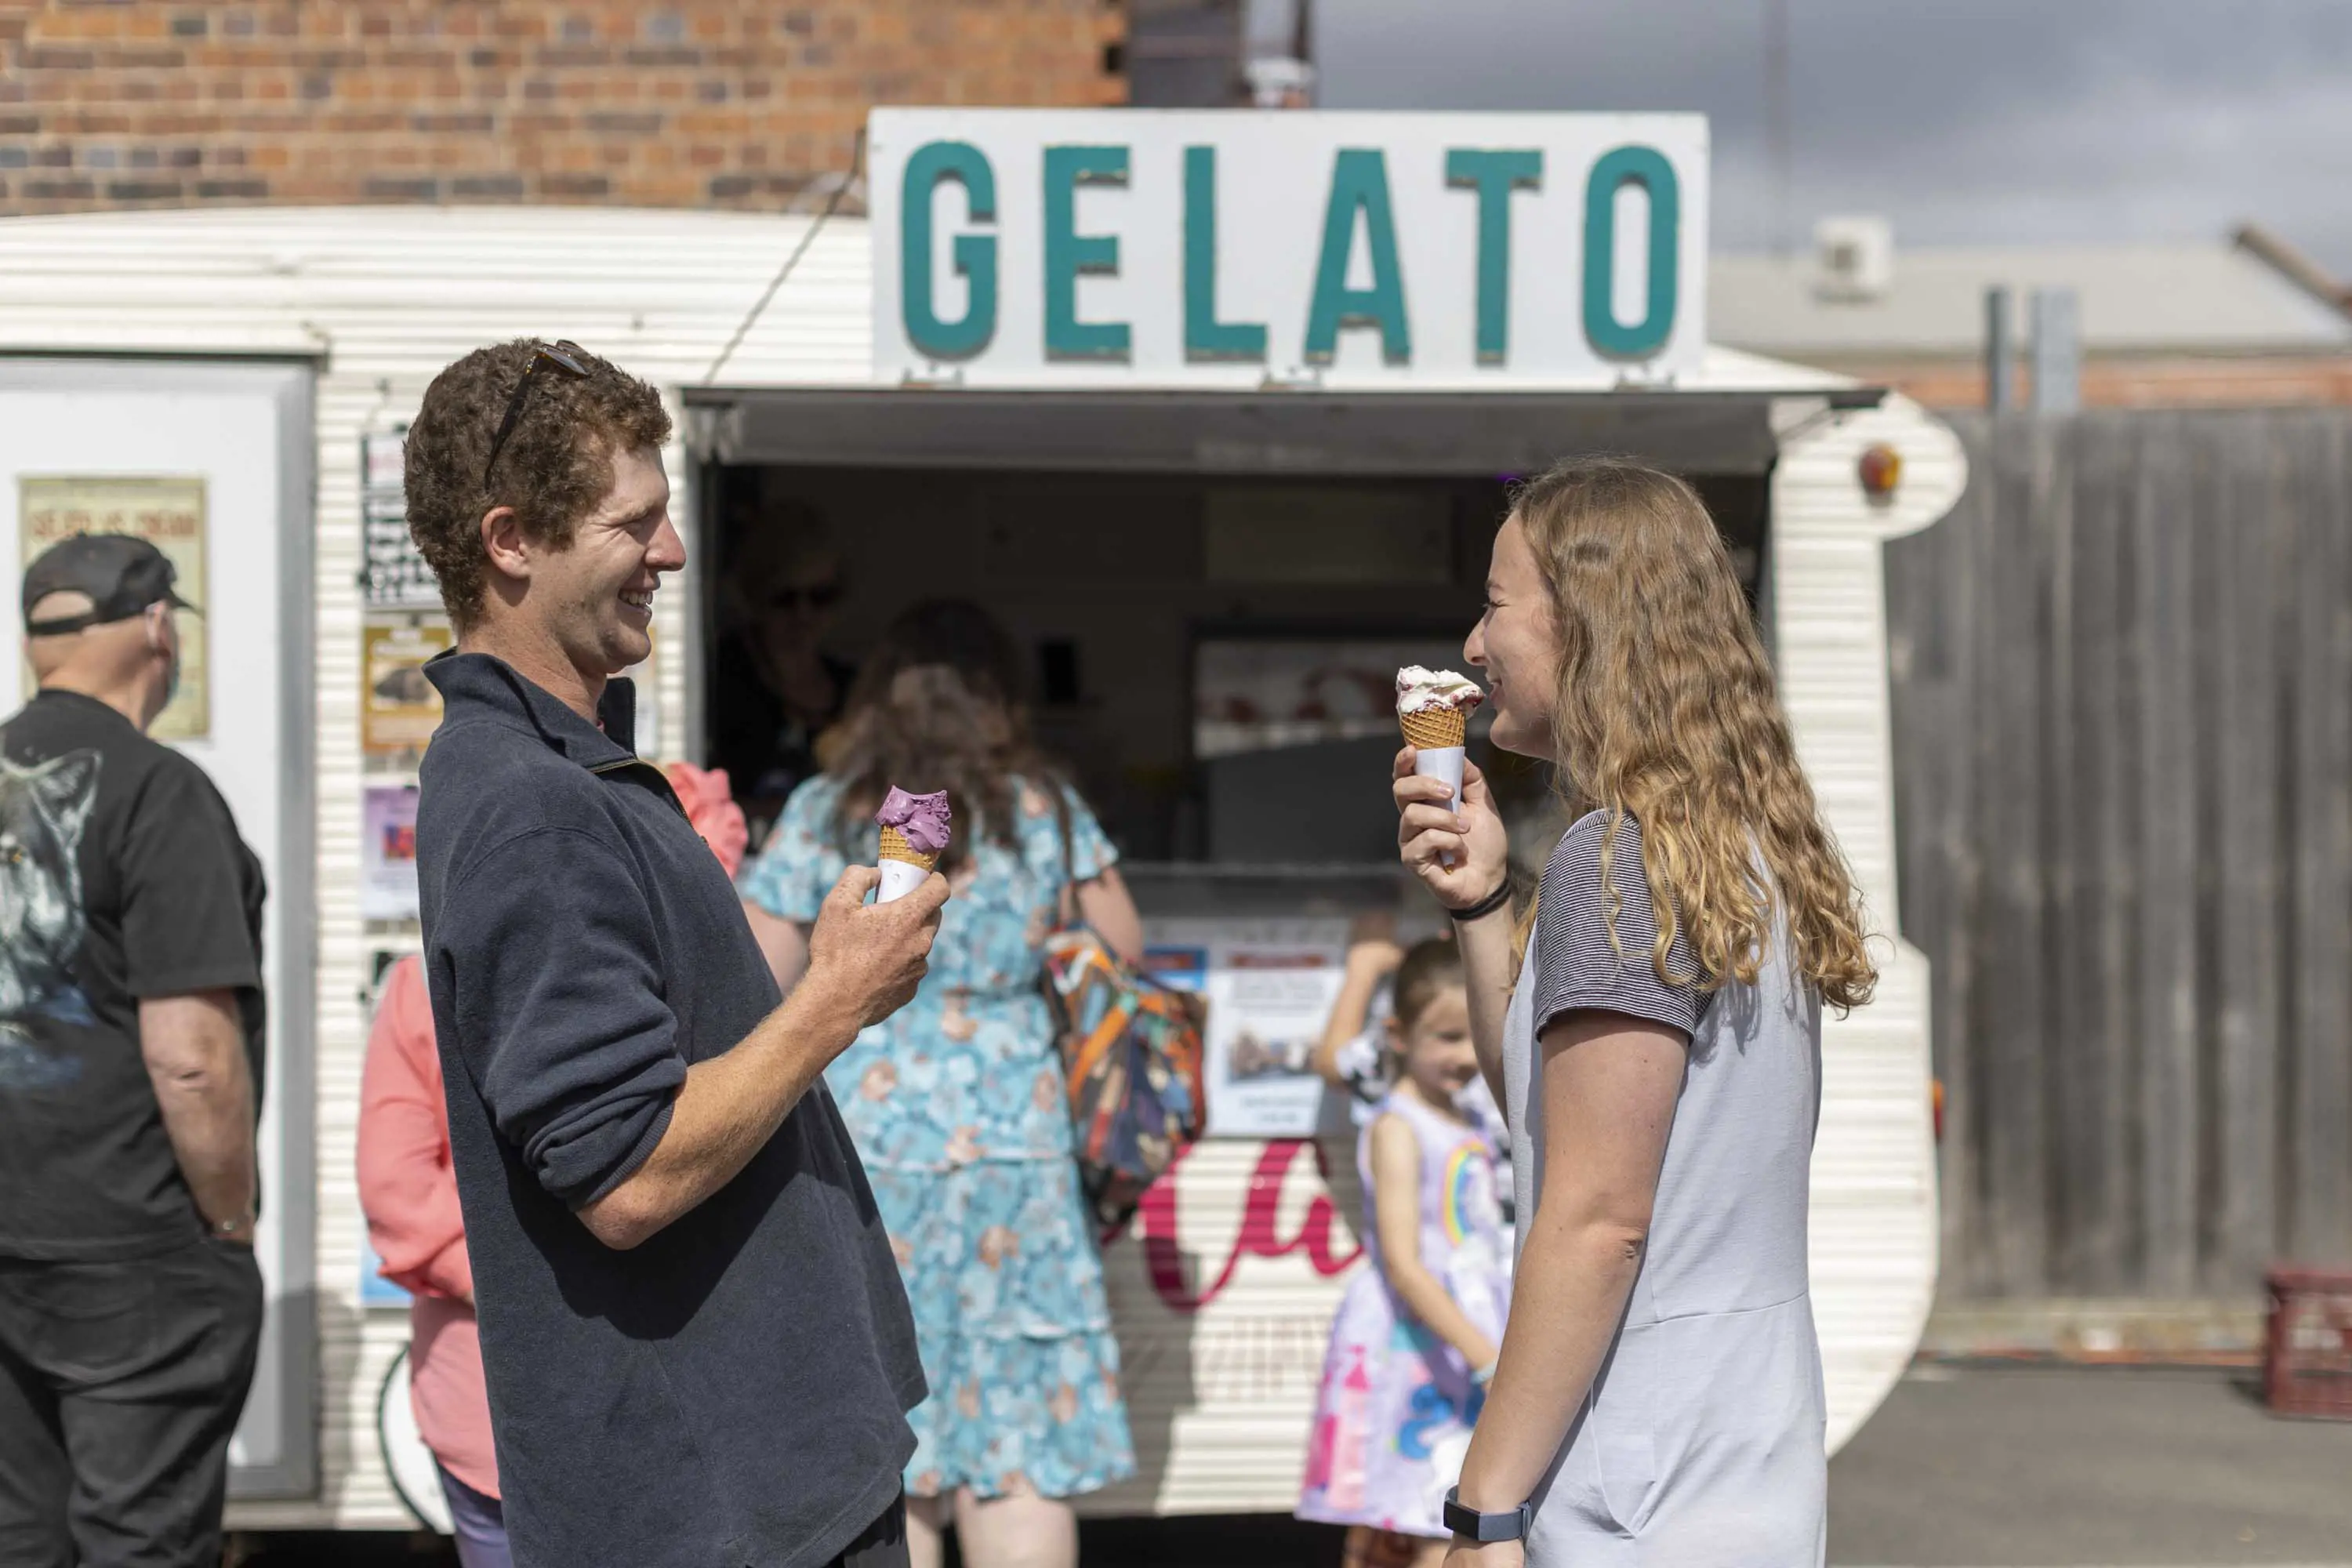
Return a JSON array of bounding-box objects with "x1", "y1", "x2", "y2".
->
[{"x1": 440, "y1": 826, "x2": 688, "y2": 1209}]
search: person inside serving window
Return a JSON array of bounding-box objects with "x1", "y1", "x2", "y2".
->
[{"x1": 708, "y1": 495, "x2": 855, "y2": 840}]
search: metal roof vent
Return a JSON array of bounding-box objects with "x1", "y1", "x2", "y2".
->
[{"x1": 1813, "y1": 216, "x2": 1894, "y2": 303}]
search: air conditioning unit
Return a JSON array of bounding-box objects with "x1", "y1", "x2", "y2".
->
[{"x1": 1814, "y1": 216, "x2": 1894, "y2": 303}]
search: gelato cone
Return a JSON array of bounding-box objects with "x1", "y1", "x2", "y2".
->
[
  {"x1": 877, "y1": 824, "x2": 938, "y2": 872},
  {"x1": 1397, "y1": 666, "x2": 1484, "y2": 864},
  {"x1": 1396, "y1": 665, "x2": 1484, "y2": 727},
  {"x1": 875, "y1": 786, "x2": 951, "y2": 903},
  {"x1": 1399, "y1": 705, "x2": 1468, "y2": 751}
]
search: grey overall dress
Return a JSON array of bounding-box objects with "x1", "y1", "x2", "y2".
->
[{"x1": 1501, "y1": 811, "x2": 1827, "y2": 1567}]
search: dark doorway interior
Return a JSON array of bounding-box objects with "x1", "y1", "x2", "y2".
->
[{"x1": 702, "y1": 460, "x2": 1768, "y2": 860}]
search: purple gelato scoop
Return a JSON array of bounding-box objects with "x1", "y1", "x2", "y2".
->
[{"x1": 876, "y1": 786, "x2": 953, "y2": 855}]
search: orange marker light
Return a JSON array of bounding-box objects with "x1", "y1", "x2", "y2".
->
[{"x1": 1859, "y1": 443, "x2": 1902, "y2": 498}]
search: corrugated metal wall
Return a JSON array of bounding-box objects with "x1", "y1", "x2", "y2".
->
[{"x1": 1773, "y1": 394, "x2": 1965, "y2": 1449}]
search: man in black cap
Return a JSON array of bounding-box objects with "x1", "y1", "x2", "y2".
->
[{"x1": 0, "y1": 533, "x2": 267, "y2": 1568}]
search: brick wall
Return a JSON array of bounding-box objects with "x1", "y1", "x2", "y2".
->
[
  {"x1": 1788, "y1": 352, "x2": 2352, "y2": 411},
  {"x1": 0, "y1": 1, "x2": 1125, "y2": 213}
]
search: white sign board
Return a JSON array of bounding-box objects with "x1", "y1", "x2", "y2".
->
[
  {"x1": 1152, "y1": 916, "x2": 1353, "y2": 1139},
  {"x1": 869, "y1": 108, "x2": 1709, "y2": 391},
  {"x1": 0, "y1": 360, "x2": 314, "y2": 1495}
]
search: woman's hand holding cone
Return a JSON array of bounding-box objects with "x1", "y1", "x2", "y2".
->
[{"x1": 1393, "y1": 746, "x2": 1509, "y2": 911}]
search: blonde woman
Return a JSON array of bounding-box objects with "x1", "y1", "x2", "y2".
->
[{"x1": 1393, "y1": 459, "x2": 1876, "y2": 1568}]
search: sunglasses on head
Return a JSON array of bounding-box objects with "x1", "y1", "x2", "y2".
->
[{"x1": 481, "y1": 339, "x2": 590, "y2": 485}]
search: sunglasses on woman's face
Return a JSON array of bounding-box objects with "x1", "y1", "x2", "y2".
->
[
  {"x1": 481, "y1": 339, "x2": 590, "y2": 485},
  {"x1": 770, "y1": 583, "x2": 842, "y2": 612}
]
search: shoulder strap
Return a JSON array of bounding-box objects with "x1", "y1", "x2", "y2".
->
[{"x1": 1053, "y1": 782, "x2": 1080, "y2": 931}]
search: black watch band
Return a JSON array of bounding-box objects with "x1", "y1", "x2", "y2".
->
[{"x1": 1443, "y1": 1486, "x2": 1532, "y2": 1543}]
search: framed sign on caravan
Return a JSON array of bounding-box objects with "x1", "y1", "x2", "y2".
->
[
  {"x1": 16, "y1": 474, "x2": 209, "y2": 740},
  {"x1": 0, "y1": 358, "x2": 316, "y2": 1499},
  {"x1": 870, "y1": 109, "x2": 1709, "y2": 392}
]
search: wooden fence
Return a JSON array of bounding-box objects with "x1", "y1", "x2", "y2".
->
[{"x1": 1885, "y1": 410, "x2": 2352, "y2": 1299}]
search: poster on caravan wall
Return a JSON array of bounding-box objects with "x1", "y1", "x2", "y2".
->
[
  {"x1": 870, "y1": 107, "x2": 1709, "y2": 390},
  {"x1": 1150, "y1": 916, "x2": 1352, "y2": 1139},
  {"x1": 361, "y1": 616, "x2": 452, "y2": 755},
  {"x1": 18, "y1": 475, "x2": 209, "y2": 740},
  {"x1": 360, "y1": 783, "x2": 421, "y2": 924}
]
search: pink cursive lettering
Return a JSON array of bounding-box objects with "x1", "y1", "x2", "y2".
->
[{"x1": 1133, "y1": 1139, "x2": 1363, "y2": 1314}]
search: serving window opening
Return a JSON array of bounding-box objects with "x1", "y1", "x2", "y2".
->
[{"x1": 695, "y1": 437, "x2": 1770, "y2": 884}]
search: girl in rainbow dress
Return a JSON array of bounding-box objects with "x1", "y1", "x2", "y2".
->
[{"x1": 1299, "y1": 938, "x2": 1512, "y2": 1566}]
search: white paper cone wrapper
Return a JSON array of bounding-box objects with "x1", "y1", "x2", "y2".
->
[
  {"x1": 877, "y1": 858, "x2": 928, "y2": 904},
  {"x1": 1414, "y1": 745, "x2": 1468, "y2": 869},
  {"x1": 1415, "y1": 745, "x2": 1467, "y2": 818}
]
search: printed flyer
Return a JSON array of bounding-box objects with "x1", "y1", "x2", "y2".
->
[
  {"x1": 360, "y1": 783, "x2": 422, "y2": 924},
  {"x1": 1149, "y1": 916, "x2": 1352, "y2": 1139},
  {"x1": 18, "y1": 474, "x2": 209, "y2": 739},
  {"x1": 361, "y1": 616, "x2": 452, "y2": 754}
]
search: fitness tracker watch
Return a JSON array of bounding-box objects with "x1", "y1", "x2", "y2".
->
[{"x1": 1443, "y1": 1486, "x2": 1533, "y2": 1543}]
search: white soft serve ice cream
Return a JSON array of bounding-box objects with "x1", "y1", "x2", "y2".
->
[{"x1": 1395, "y1": 665, "x2": 1485, "y2": 715}]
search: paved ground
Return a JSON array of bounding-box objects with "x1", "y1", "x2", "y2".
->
[
  {"x1": 238, "y1": 1512, "x2": 1349, "y2": 1565},
  {"x1": 1829, "y1": 1363, "x2": 2352, "y2": 1566},
  {"x1": 240, "y1": 1363, "x2": 2352, "y2": 1566}
]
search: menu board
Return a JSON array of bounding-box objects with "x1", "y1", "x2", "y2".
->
[
  {"x1": 359, "y1": 429, "x2": 441, "y2": 612},
  {"x1": 1149, "y1": 915, "x2": 1352, "y2": 1139},
  {"x1": 1193, "y1": 637, "x2": 1483, "y2": 760}
]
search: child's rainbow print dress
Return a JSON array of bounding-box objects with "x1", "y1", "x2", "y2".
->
[{"x1": 1298, "y1": 1090, "x2": 1510, "y2": 1537}]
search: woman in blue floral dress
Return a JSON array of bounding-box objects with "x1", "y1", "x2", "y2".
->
[{"x1": 739, "y1": 601, "x2": 1140, "y2": 1568}]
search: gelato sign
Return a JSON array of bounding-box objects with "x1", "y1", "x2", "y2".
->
[{"x1": 869, "y1": 108, "x2": 1708, "y2": 391}]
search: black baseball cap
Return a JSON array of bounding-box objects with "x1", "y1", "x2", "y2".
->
[{"x1": 21, "y1": 533, "x2": 197, "y2": 636}]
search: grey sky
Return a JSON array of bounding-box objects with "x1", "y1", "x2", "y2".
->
[{"x1": 1257, "y1": 0, "x2": 2352, "y2": 273}]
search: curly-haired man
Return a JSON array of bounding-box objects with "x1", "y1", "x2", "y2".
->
[{"x1": 406, "y1": 340, "x2": 947, "y2": 1568}]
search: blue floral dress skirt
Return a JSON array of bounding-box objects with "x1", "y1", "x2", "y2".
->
[{"x1": 739, "y1": 775, "x2": 1138, "y2": 1502}]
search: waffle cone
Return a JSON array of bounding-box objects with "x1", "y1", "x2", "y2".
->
[
  {"x1": 877, "y1": 826, "x2": 939, "y2": 870},
  {"x1": 1399, "y1": 706, "x2": 1468, "y2": 750}
]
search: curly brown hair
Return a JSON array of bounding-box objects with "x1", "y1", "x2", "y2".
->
[
  {"x1": 820, "y1": 600, "x2": 1074, "y2": 875},
  {"x1": 403, "y1": 339, "x2": 672, "y2": 630}
]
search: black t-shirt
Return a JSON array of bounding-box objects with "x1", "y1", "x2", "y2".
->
[{"x1": 0, "y1": 689, "x2": 267, "y2": 1260}]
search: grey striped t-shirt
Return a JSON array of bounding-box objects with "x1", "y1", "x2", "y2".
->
[{"x1": 1531, "y1": 809, "x2": 1707, "y2": 1041}]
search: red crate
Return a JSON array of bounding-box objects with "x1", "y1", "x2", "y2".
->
[{"x1": 2264, "y1": 1266, "x2": 2352, "y2": 1420}]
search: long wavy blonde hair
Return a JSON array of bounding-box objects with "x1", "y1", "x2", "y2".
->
[{"x1": 1514, "y1": 458, "x2": 1876, "y2": 1013}]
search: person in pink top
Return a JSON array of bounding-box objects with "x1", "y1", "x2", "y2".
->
[{"x1": 357, "y1": 760, "x2": 747, "y2": 1567}]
